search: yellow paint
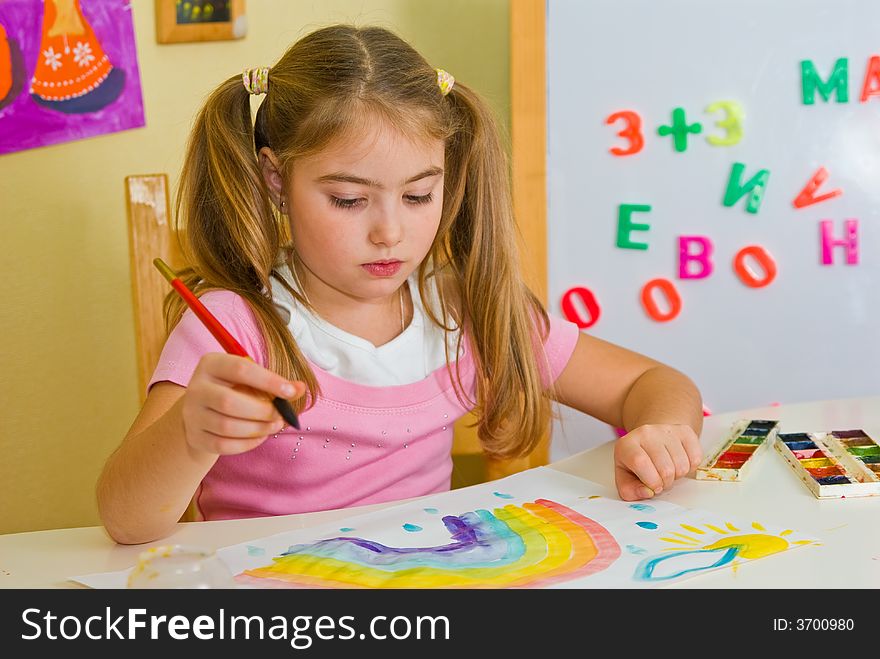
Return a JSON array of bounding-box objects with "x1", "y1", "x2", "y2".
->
[
  {"x1": 666, "y1": 532, "x2": 701, "y2": 544},
  {"x1": 751, "y1": 522, "x2": 766, "y2": 532},
  {"x1": 681, "y1": 524, "x2": 707, "y2": 534},
  {"x1": 243, "y1": 502, "x2": 605, "y2": 588},
  {"x1": 799, "y1": 458, "x2": 835, "y2": 469},
  {"x1": 702, "y1": 533, "x2": 789, "y2": 559}
]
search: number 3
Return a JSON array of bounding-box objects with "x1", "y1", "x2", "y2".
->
[
  {"x1": 705, "y1": 100, "x2": 744, "y2": 146},
  {"x1": 605, "y1": 110, "x2": 644, "y2": 156}
]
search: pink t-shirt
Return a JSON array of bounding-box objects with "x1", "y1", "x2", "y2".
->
[{"x1": 148, "y1": 291, "x2": 580, "y2": 520}]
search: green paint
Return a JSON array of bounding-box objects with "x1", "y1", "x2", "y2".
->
[{"x1": 847, "y1": 445, "x2": 880, "y2": 458}]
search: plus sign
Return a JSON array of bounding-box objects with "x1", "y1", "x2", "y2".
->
[{"x1": 657, "y1": 107, "x2": 702, "y2": 152}]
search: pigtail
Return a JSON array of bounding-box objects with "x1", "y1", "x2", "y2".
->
[
  {"x1": 439, "y1": 82, "x2": 552, "y2": 459},
  {"x1": 168, "y1": 75, "x2": 319, "y2": 411}
]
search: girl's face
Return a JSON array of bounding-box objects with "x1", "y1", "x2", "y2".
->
[{"x1": 286, "y1": 119, "x2": 445, "y2": 307}]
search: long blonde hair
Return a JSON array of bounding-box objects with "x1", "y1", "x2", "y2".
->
[{"x1": 169, "y1": 24, "x2": 551, "y2": 458}]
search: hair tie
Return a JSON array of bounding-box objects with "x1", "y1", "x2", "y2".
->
[
  {"x1": 242, "y1": 67, "x2": 269, "y2": 95},
  {"x1": 435, "y1": 68, "x2": 455, "y2": 96}
]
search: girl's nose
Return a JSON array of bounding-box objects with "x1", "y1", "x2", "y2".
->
[{"x1": 368, "y1": 212, "x2": 403, "y2": 246}]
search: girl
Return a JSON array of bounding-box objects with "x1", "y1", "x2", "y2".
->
[{"x1": 97, "y1": 24, "x2": 703, "y2": 545}]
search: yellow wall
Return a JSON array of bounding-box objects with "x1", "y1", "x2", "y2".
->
[{"x1": 0, "y1": 0, "x2": 510, "y2": 535}]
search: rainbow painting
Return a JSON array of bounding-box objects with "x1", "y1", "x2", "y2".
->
[
  {"x1": 71, "y1": 468, "x2": 819, "y2": 589},
  {"x1": 236, "y1": 499, "x2": 621, "y2": 588},
  {"x1": 216, "y1": 468, "x2": 818, "y2": 589}
]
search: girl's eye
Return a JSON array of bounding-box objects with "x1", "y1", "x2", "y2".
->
[
  {"x1": 330, "y1": 196, "x2": 364, "y2": 209},
  {"x1": 405, "y1": 192, "x2": 434, "y2": 205}
]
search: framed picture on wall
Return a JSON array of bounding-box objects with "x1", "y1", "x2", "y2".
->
[{"x1": 155, "y1": 0, "x2": 246, "y2": 44}]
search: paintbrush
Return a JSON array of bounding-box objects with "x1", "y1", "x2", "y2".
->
[{"x1": 153, "y1": 257, "x2": 300, "y2": 430}]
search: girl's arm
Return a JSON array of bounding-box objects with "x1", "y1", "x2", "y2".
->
[
  {"x1": 550, "y1": 332, "x2": 704, "y2": 501},
  {"x1": 97, "y1": 354, "x2": 303, "y2": 544},
  {"x1": 96, "y1": 383, "x2": 215, "y2": 544}
]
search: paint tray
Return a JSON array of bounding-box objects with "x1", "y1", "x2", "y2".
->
[
  {"x1": 695, "y1": 419, "x2": 780, "y2": 481},
  {"x1": 775, "y1": 430, "x2": 880, "y2": 498}
]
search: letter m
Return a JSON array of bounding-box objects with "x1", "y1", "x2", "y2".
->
[{"x1": 801, "y1": 58, "x2": 849, "y2": 105}]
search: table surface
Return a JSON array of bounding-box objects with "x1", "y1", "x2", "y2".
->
[{"x1": 2, "y1": 396, "x2": 879, "y2": 588}]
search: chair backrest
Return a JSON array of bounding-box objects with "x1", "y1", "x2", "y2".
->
[
  {"x1": 124, "y1": 173, "x2": 545, "y2": 485},
  {"x1": 125, "y1": 173, "x2": 183, "y2": 403}
]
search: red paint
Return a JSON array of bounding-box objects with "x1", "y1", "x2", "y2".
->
[
  {"x1": 792, "y1": 449, "x2": 825, "y2": 460},
  {"x1": 806, "y1": 466, "x2": 846, "y2": 478},
  {"x1": 718, "y1": 451, "x2": 750, "y2": 462}
]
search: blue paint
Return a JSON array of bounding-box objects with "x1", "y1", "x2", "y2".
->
[
  {"x1": 816, "y1": 475, "x2": 850, "y2": 485},
  {"x1": 402, "y1": 523, "x2": 423, "y2": 532},
  {"x1": 246, "y1": 545, "x2": 266, "y2": 556},
  {"x1": 783, "y1": 440, "x2": 817, "y2": 451},
  {"x1": 626, "y1": 544, "x2": 647, "y2": 555},
  {"x1": 636, "y1": 521, "x2": 659, "y2": 530},
  {"x1": 629, "y1": 503, "x2": 655, "y2": 512},
  {"x1": 339, "y1": 527, "x2": 355, "y2": 532},
  {"x1": 493, "y1": 492, "x2": 514, "y2": 499},
  {"x1": 634, "y1": 547, "x2": 739, "y2": 581},
  {"x1": 423, "y1": 508, "x2": 440, "y2": 514}
]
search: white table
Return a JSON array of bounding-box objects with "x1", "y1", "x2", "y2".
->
[{"x1": 2, "y1": 396, "x2": 879, "y2": 588}]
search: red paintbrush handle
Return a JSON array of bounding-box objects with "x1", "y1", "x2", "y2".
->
[{"x1": 169, "y1": 279, "x2": 249, "y2": 358}]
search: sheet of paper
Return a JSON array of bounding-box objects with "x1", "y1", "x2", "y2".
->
[{"x1": 73, "y1": 468, "x2": 819, "y2": 589}]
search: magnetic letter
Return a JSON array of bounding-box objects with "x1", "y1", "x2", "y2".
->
[
  {"x1": 617, "y1": 204, "x2": 652, "y2": 250},
  {"x1": 860, "y1": 55, "x2": 880, "y2": 102},
  {"x1": 678, "y1": 236, "x2": 714, "y2": 279},
  {"x1": 820, "y1": 219, "x2": 859, "y2": 265},
  {"x1": 705, "y1": 100, "x2": 744, "y2": 146},
  {"x1": 723, "y1": 162, "x2": 770, "y2": 214},
  {"x1": 640, "y1": 278, "x2": 682, "y2": 322},
  {"x1": 561, "y1": 286, "x2": 601, "y2": 329},
  {"x1": 792, "y1": 167, "x2": 842, "y2": 208},
  {"x1": 733, "y1": 245, "x2": 777, "y2": 288},
  {"x1": 801, "y1": 58, "x2": 849, "y2": 105},
  {"x1": 605, "y1": 110, "x2": 645, "y2": 156}
]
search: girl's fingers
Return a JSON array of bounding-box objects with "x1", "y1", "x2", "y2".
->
[
  {"x1": 202, "y1": 353, "x2": 304, "y2": 402},
  {"x1": 617, "y1": 446, "x2": 664, "y2": 495},
  {"x1": 642, "y1": 443, "x2": 676, "y2": 490},
  {"x1": 665, "y1": 441, "x2": 692, "y2": 478},
  {"x1": 203, "y1": 381, "x2": 280, "y2": 423},
  {"x1": 201, "y1": 413, "x2": 284, "y2": 442}
]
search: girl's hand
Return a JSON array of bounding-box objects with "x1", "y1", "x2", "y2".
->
[
  {"x1": 181, "y1": 353, "x2": 306, "y2": 457},
  {"x1": 613, "y1": 424, "x2": 702, "y2": 501}
]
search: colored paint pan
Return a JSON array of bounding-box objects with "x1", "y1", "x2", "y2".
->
[
  {"x1": 696, "y1": 419, "x2": 780, "y2": 482},
  {"x1": 774, "y1": 431, "x2": 880, "y2": 499}
]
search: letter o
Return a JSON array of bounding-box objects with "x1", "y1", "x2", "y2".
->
[
  {"x1": 640, "y1": 278, "x2": 682, "y2": 322},
  {"x1": 560, "y1": 286, "x2": 601, "y2": 329},
  {"x1": 734, "y1": 245, "x2": 777, "y2": 288}
]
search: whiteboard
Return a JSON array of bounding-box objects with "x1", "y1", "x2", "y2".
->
[{"x1": 546, "y1": 0, "x2": 880, "y2": 458}]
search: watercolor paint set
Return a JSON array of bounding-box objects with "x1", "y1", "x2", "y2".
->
[
  {"x1": 696, "y1": 419, "x2": 780, "y2": 481},
  {"x1": 774, "y1": 429, "x2": 880, "y2": 498}
]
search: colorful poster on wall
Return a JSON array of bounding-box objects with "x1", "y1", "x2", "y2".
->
[{"x1": 0, "y1": 0, "x2": 145, "y2": 156}]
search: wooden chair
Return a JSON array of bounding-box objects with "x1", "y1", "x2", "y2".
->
[
  {"x1": 124, "y1": 173, "x2": 545, "y2": 490},
  {"x1": 125, "y1": 174, "x2": 184, "y2": 404}
]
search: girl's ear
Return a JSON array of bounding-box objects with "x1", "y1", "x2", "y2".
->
[{"x1": 258, "y1": 147, "x2": 285, "y2": 205}]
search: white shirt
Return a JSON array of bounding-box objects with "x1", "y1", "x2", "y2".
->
[{"x1": 271, "y1": 265, "x2": 461, "y2": 386}]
